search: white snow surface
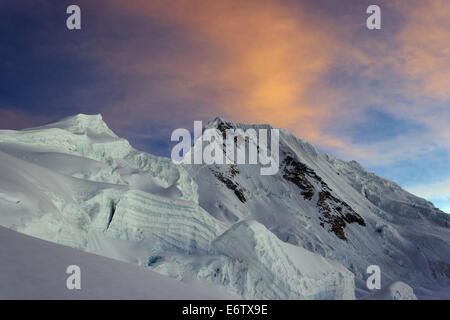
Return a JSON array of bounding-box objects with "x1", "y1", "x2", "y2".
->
[
  {"x1": 0, "y1": 225, "x2": 219, "y2": 299},
  {"x1": 0, "y1": 113, "x2": 449, "y2": 300},
  {"x1": 363, "y1": 281, "x2": 417, "y2": 300}
]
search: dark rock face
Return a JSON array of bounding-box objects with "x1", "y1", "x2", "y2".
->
[
  {"x1": 317, "y1": 190, "x2": 366, "y2": 241},
  {"x1": 282, "y1": 155, "x2": 365, "y2": 241},
  {"x1": 282, "y1": 155, "x2": 320, "y2": 201},
  {"x1": 212, "y1": 167, "x2": 247, "y2": 203},
  {"x1": 216, "y1": 121, "x2": 234, "y2": 140},
  {"x1": 209, "y1": 121, "x2": 248, "y2": 204}
]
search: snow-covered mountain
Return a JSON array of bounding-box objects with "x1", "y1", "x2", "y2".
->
[{"x1": 0, "y1": 114, "x2": 448, "y2": 299}]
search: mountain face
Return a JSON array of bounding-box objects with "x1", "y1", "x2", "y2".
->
[{"x1": 0, "y1": 114, "x2": 448, "y2": 299}]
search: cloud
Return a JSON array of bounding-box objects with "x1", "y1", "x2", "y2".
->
[
  {"x1": 391, "y1": 0, "x2": 450, "y2": 100},
  {"x1": 97, "y1": 0, "x2": 356, "y2": 147},
  {"x1": 407, "y1": 178, "x2": 450, "y2": 213},
  {"x1": 408, "y1": 179, "x2": 450, "y2": 200},
  {"x1": 303, "y1": 0, "x2": 450, "y2": 165}
]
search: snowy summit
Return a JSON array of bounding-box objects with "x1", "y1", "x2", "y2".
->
[{"x1": 0, "y1": 114, "x2": 449, "y2": 300}]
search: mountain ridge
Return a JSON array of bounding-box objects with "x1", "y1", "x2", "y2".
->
[{"x1": 0, "y1": 113, "x2": 448, "y2": 299}]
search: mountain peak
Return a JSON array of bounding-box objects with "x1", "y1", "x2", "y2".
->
[
  {"x1": 31, "y1": 113, "x2": 118, "y2": 137},
  {"x1": 206, "y1": 117, "x2": 274, "y2": 132},
  {"x1": 206, "y1": 117, "x2": 234, "y2": 129}
]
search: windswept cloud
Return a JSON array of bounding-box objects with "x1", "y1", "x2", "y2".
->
[
  {"x1": 103, "y1": 0, "x2": 350, "y2": 147},
  {"x1": 99, "y1": 0, "x2": 450, "y2": 165},
  {"x1": 392, "y1": 0, "x2": 450, "y2": 100}
]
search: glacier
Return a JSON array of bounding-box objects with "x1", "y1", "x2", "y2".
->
[{"x1": 0, "y1": 113, "x2": 449, "y2": 299}]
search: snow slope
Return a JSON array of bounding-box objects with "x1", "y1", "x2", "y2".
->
[
  {"x1": 363, "y1": 281, "x2": 417, "y2": 300},
  {"x1": 0, "y1": 114, "x2": 449, "y2": 299},
  {"x1": 0, "y1": 225, "x2": 214, "y2": 299}
]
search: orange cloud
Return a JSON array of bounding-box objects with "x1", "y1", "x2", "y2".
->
[
  {"x1": 102, "y1": 0, "x2": 449, "y2": 163},
  {"x1": 393, "y1": 0, "x2": 450, "y2": 100},
  {"x1": 110, "y1": 0, "x2": 346, "y2": 146}
]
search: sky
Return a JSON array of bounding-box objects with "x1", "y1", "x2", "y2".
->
[{"x1": 0, "y1": 0, "x2": 449, "y2": 213}]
